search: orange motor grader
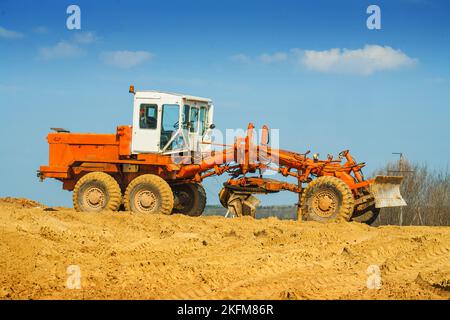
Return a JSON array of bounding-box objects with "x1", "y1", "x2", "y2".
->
[{"x1": 38, "y1": 86, "x2": 406, "y2": 224}]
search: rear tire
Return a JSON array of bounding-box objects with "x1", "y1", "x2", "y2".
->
[
  {"x1": 124, "y1": 174, "x2": 174, "y2": 214},
  {"x1": 73, "y1": 172, "x2": 122, "y2": 212},
  {"x1": 301, "y1": 176, "x2": 354, "y2": 222},
  {"x1": 172, "y1": 183, "x2": 206, "y2": 216}
]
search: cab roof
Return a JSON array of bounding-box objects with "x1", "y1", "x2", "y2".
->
[{"x1": 135, "y1": 90, "x2": 212, "y2": 103}]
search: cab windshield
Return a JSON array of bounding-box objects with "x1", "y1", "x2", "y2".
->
[
  {"x1": 184, "y1": 104, "x2": 208, "y2": 135},
  {"x1": 160, "y1": 104, "x2": 180, "y2": 150}
]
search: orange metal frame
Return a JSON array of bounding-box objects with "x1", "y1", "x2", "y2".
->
[{"x1": 39, "y1": 123, "x2": 373, "y2": 199}]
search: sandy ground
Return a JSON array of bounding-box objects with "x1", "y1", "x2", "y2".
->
[{"x1": 0, "y1": 197, "x2": 449, "y2": 300}]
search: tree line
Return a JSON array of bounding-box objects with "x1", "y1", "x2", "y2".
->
[{"x1": 373, "y1": 159, "x2": 449, "y2": 226}]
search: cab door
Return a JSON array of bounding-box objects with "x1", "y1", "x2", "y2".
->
[
  {"x1": 131, "y1": 98, "x2": 161, "y2": 153},
  {"x1": 199, "y1": 105, "x2": 214, "y2": 153},
  {"x1": 187, "y1": 105, "x2": 201, "y2": 152},
  {"x1": 185, "y1": 103, "x2": 214, "y2": 153}
]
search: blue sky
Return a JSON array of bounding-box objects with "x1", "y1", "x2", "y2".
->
[{"x1": 0, "y1": 0, "x2": 449, "y2": 206}]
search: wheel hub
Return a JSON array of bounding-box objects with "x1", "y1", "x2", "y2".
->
[
  {"x1": 318, "y1": 196, "x2": 333, "y2": 211},
  {"x1": 312, "y1": 190, "x2": 338, "y2": 217},
  {"x1": 178, "y1": 191, "x2": 189, "y2": 203},
  {"x1": 135, "y1": 190, "x2": 157, "y2": 211},
  {"x1": 172, "y1": 186, "x2": 194, "y2": 211},
  {"x1": 85, "y1": 187, "x2": 105, "y2": 208}
]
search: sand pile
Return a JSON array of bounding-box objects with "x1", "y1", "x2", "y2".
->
[{"x1": 0, "y1": 199, "x2": 448, "y2": 299}]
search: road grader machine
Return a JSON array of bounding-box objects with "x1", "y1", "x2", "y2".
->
[{"x1": 38, "y1": 86, "x2": 406, "y2": 224}]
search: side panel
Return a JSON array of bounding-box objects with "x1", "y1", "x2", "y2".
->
[
  {"x1": 39, "y1": 129, "x2": 181, "y2": 188},
  {"x1": 40, "y1": 132, "x2": 120, "y2": 179},
  {"x1": 117, "y1": 125, "x2": 132, "y2": 156}
]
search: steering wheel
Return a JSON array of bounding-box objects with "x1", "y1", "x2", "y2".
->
[
  {"x1": 147, "y1": 117, "x2": 157, "y2": 128},
  {"x1": 173, "y1": 121, "x2": 179, "y2": 128}
]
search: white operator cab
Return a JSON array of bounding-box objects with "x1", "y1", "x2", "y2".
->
[{"x1": 130, "y1": 89, "x2": 215, "y2": 155}]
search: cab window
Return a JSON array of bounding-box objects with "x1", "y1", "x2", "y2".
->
[
  {"x1": 139, "y1": 104, "x2": 157, "y2": 129},
  {"x1": 189, "y1": 107, "x2": 199, "y2": 133},
  {"x1": 160, "y1": 104, "x2": 180, "y2": 150},
  {"x1": 182, "y1": 105, "x2": 190, "y2": 129},
  {"x1": 199, "y1": 107, "x2": 207, "y2": 135}
]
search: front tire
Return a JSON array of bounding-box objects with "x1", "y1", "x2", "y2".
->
[
  {"x1": 73, "y1": 172, "x2": 122, "y2": 212},
  {"x1": 172, "y1": 183, "x2": 206, "y2": 216},
  {"x1": 124, "y1": 174, "x2": 174, "y2": 214},
  {"x1": 301, "y1": 176, "x2": 355, "y2": 222}
]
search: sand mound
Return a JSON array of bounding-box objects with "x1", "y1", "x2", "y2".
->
[
  {"x1": 0, "y1": 198, "x2": 449, "y2": 300},
  {"x1": 0, "y1": 197, "x2": 43, "y2": 208}
]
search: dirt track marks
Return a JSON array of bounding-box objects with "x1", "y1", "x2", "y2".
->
[{"x1": 0, "y1": 198, "x2": 449, "y2": 299}]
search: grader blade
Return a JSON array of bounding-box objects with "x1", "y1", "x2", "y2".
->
[
  {"x1": 226, "y1": 191, "x2": 260, "y2": 218},
  {"x1": 370, "y1": 175, "x2": 407, "y2": 208}
]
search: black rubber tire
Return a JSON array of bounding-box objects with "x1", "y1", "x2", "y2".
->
[
  {"x1": 172, "y1": 183, "x2": 206, "y2": 216},
  {"x1": 301, "y1": 176, "x2": 355, "y2": 222},
  {"x1": 351, "y1": 205, "x2": 380, "y2": 225},
  {"x1": 124, "y1": 174, "x2": 174, "y2": 214},
  {"x1": 73, "y1": 172, "x2": 122, "y2": 212}
]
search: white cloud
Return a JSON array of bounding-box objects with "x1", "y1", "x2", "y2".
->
[
  {"x1": 100, "y1": 50, "x2": 153, "y2": 68},
  {"x1": 299, "y1": 45, "x2": 417, "y2": 75},
  {"x1": 258, "y1": 52, "x2": 288, "y2": 64},
  {"x1": 230, "y1": 53, "x2": 251, "y2": 64},
  {"x1": 38, "y1": 41, "x2": 84, "y2": 60},
  {"x1": 36, "y1": 31, "x2": 97, "y2": 60},
  {"x1": 74, "y1": 32, "x2": 98, "y2": 44},
  {"x1": 0, "y1": 26, "x2": 24, "y2": 39},
  {"x1": 231, "y1": 45, "x2": 416, "y2": 75}
]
